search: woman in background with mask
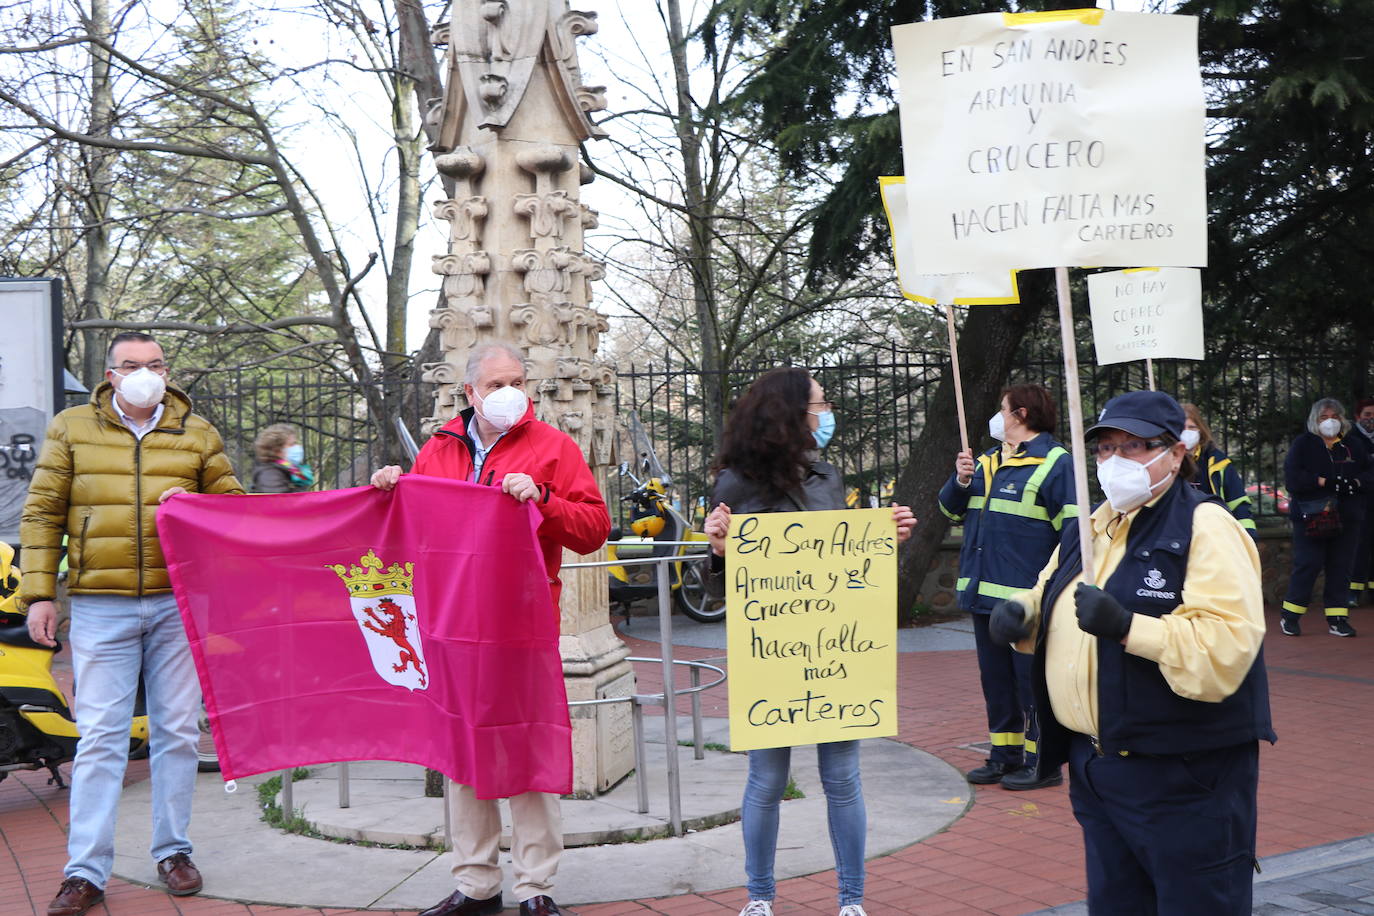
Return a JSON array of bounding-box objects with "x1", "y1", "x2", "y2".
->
[
  {"x1": 1179, "y1": 404, "x2": 1257, "y2": 541},
  {"x1": 702, "y1": 367, "x2": 915, "y2": 916},
  {"x1": 937, "y1": 384, "x2": 1076, "y2": 791},
  {"x1": 987, "y1": 390, "x2": 1273, "y2": 915},
  {"x1": 1280, "y1": 398, "x2": 1374, "y2": 637},
  {"x1": 250, "y1": 423, "x2": 315, "y2": 493}
]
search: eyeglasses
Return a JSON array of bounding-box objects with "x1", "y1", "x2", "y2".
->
[
  {"x1": 1092, "y1": 439, "x2": 1167, "y2": 460},
  {"x1": 112, "y1": 360, "x2": 168, "y2": 374},
  {"x1": 808, "y1": 400, "x2": 833, "y2": 412}
]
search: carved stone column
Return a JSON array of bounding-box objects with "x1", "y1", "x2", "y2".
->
[{"x1": 424, "y1": 1, "x2": 631, "y2": 796}]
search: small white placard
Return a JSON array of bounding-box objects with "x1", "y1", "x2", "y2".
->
[{"x1": 1087, "y1": 267, "x2": 1203, "y2": 365}]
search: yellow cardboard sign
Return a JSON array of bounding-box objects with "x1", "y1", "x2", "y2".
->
[{"x1": 725, "y1": 508, "x2": 898, "y2": 751}]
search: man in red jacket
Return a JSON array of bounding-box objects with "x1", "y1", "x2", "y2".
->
[{"x1": 372, "y1": 342, "x2": 609, "y2": 916}]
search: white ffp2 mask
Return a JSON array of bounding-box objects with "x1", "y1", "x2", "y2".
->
[
  {"x1": 1097, "y1": 449, "x2": 1173, "y2": 513},
  {"x1": 475, "y1": 386, "x2": 528, "y2": 432},
  {"x1": 112, "y1": 367, "x2": 166, "y2": 409}
]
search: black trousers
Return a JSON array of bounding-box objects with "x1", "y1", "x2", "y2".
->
[
  {"x1": 972, "y1": 612, "x2": 1037, "y2": 767},
  {"x1": 1068, "y1": 734, "x2": 1259, "y2": 915}
]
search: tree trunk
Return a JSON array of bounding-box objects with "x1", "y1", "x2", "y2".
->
[
  {"x1": 386, "y1": 74, "x2": 423, "y2": 373},
  {"x1": 665, "y1": 0, "x2": 725, "y2": 447},
  {"x1": 892, "y1": 270, "x2": 1053, "y2": 616},
  {"x1": 79, "y1": 0, "x2": 116, "y2": 387}
]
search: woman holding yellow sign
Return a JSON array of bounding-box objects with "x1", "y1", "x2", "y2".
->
[{"x1": 703, "y1": 367, "x2": 915, "y2": 916}]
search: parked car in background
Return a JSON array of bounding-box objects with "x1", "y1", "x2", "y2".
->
[{"x1": 1246, "y1": 482, "x2": 1290, "y2": 516}]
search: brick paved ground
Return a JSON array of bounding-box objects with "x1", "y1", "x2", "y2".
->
[{"x1": 4, "y1": 603, "x2": 1373, "y2": 916}]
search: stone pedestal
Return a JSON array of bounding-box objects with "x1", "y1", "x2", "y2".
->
[{"x1": 424, "y1": 1, "x2": 633, "y2": 794}]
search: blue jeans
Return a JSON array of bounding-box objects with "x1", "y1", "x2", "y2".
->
[
  {"x1": 66, "y1": 593, "x2": 201, "y2": 888},
  {"x1": 742, "y1": 740, "x2": 865, "y2": 906}
]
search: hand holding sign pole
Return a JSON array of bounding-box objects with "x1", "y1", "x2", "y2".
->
[
  {"x1": 878, "y1": 175, "x2": 1020, "y2": 456},
  {"x1": 891, "y1": 9, "x2": 1208, "y2": 583}
]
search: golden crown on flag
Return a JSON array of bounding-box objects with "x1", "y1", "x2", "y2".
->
[{"x1": 328, "y1": 549, "x2": 414, "y2": 598}]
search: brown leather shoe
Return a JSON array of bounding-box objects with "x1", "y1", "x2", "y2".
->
[
  {"x1": 519, "y1": 896, "x2": 564, "y2": 916},
  {"x1": 47, "y1": 877, "x2": 104, "y2": 916},
  {"x1": 157, "y1": 852, "x2": 203, "y2": 896},
  {"x1": 418, "y1": 890, "x2": 504, "y2": 916}
]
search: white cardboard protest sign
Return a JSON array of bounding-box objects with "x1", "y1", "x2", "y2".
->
[
  {"x1": 891, "y1": 10, "x2": 1206, "y2": 273},
  {"x1": 878, "y1": 176, "x2": 1020, "y2": 305},
  {"x1": 1086, "y1": 267, "x2": 1203, "y2": 365}
]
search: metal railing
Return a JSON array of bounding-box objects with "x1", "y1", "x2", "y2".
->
[{"x1": 278, "y1": 546, "x2": 726, "y2": 841}]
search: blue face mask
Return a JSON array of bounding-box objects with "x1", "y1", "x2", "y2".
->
[
  {"x1": 284, "y1": 443, "x2": 305, "y2": 464},
  {"x1": 811, "y1": 410, "x2": 836, "y2": 449}
]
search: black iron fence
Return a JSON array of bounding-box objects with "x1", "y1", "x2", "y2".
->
[
  {"x1": 134, "y1": 344, "x2": 1359, "y2": 528},
  {"x1": 617, "y1": 341, "x2": 1364, "y2": 527}
]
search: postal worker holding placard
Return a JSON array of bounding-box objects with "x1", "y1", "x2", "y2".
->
[
  {"x1": 703, "y1": 368, "x2": 915, "y2": 916},
  {"x1": 989, "y1": 391, "x2": 1274, "y2": 915},
  {"x1": 938, "y1": 383, "x2": 1076, "y2": 791}
]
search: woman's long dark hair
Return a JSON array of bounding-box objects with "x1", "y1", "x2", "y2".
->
[{"x1": 714, "y1": 367, "x2": 816, "y2": 498}]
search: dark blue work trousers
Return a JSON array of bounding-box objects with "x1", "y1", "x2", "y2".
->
[
  {"x1": 1284, "y1": 513, "x2": 1362, "y2": 612},
  {"x1": 1068, "y1": 734, "x2": 1259, "y2": 915},
  {"x1": 972, "y1": 612, "x2": 1037, "y2": 768}
]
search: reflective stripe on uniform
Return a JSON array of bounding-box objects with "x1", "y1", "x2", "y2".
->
[
  {"x1": 1282, "y1": 600, "x2": 1307, "y2": 615},
  {"x1": 976, "y1": 580, "x2": 1025, "y2": 600},
  {"x1": 1050, "y1": 503, "x2": 1080, "y2": 531},
  {"x1": 957, "y1": 577, "x2": 1033, "y2": 601},
  {"x1": 989, "y1": 731, "x2": 1025, "y2": 747},
  {"x1": 939, "y1": 502, "x2": 964, "y2": 522}
]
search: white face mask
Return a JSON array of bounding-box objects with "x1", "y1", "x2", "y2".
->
[
  {"x1": 1180, "y1": 429, "x2": 1200, "y2": 451},
  {"x1": 1318, "y1": 418, "x2": 1342, "y2": 438},
  {"x1": 1096, "y1": 449, "x2": 1174, "y2": 514},
  {"x1": 988, "y1": 411, "x2": 1006, "y2": 442},
  {"x1": 111, "y1": 367, "x2": 166, "y2": 409},
  {"x1": 474, "y1": 385, "x2": 528, "y2": 432}
]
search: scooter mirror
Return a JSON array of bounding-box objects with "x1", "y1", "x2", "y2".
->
[{"x1": 618, "y1": 461, "x2": 629, "y2": 475}]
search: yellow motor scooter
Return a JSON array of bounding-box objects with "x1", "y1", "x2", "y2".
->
[{"x1": 0, "y1": 542, "x2": 149, "y2": 787}]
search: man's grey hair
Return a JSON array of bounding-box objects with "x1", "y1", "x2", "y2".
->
[
  {"x1": 1307, "y1": 398, "x2": 1350, "y2": 437},
  {"x1": 464, "y1": 342, "x2": 527, "y2": 386}
]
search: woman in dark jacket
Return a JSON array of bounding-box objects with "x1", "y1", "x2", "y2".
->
[
  {"x1": 702, "y1": 367, "x2": 914, "y2": 916},
  {"x1": 1181, "y1": 403, "x2": 1257, "y2": 541},
  {"x1": 1281, "y1": 398, "x2": 1374, "y2": 637},
  {"x1": 250, "y1": 423, "x2": 315, "y2": 494}
]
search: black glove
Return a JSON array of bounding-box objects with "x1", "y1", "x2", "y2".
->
[
  {"x1": 1074, "y1": 583, "x2": 1133, "y2": 641},
  {"x1": 989, "y1": 598, "x2": 1032, "y2": 644}
]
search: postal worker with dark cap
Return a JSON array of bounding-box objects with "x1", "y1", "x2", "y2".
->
[{"x1": 988, "y1": 390, "x2": 1275, "y2": 915}]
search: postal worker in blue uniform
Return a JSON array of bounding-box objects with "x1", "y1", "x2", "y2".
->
[
  {"x1": 938, "y1": 384, "x2": 1077, "y2": 791},
  {"x1": 991, "y1": 390, "x2": 1274, "y2": 915}
]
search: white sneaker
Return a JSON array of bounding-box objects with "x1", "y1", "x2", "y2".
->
[
  {"x1": 839, "y1": 906, "x2": 868, "y2": 916},
  {"x1": 740, "y1": 901, "x2": 773, "y2": 916}
]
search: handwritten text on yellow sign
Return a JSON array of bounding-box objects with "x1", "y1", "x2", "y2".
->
[{"x1": 726, "y1": 508, "x2": 898, "y2": 751}]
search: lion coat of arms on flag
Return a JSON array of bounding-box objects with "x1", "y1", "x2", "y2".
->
[{"x1": 329, "y1": 548, "x2": 428, "y2": 691}]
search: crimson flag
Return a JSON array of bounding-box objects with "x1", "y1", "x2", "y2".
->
[{"x1": 157, "y1": 476, "x2": 571, "y2": 798}]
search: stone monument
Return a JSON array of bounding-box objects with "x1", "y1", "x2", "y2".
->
[{"x1": 423, "y1": 0, "x2": 633, "y2": 796}]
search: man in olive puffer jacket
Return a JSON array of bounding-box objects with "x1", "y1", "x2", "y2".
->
[{"x1": 21, "y1": 331, "x2": 243, "y2": 916}]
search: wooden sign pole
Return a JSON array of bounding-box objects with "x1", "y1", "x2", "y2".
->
[
  {"x1": 945, "y1": 304, "x2": 971, "y2": 455},
  {"x1": 1146, "y1": 358, "x2": 1156, "y2": 391},
  {"x1": 1056, "y1": 266, "x2": 1096, "y2": 584}
]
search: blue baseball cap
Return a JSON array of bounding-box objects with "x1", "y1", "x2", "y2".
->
[{"x1": 1085, "y1": 390, "x2": 1186, "y2": 440}]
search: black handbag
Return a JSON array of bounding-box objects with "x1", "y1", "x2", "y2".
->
[{"x1": 1296, "y1": 496, "x2": 1342, "y2": 539}]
